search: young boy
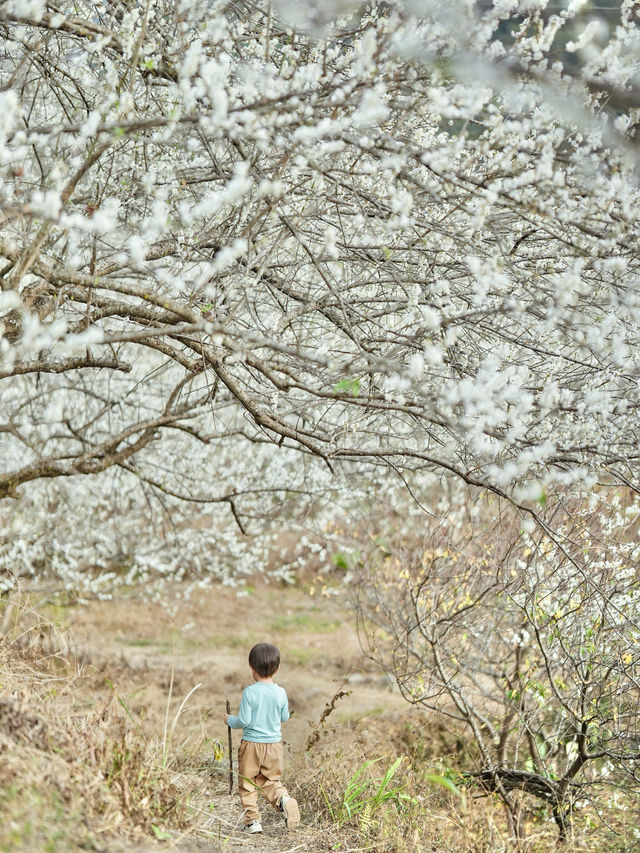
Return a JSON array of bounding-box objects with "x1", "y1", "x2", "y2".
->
[{"x1": 224, "y1": 642, "x2": 300, "y2": 834}]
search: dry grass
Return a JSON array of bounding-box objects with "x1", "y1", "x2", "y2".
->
[
  {"x1": 0, "y1": 607, "x2": 200, "y2": 853},
  {"x1": 1, "y1": 584, "x2": 638, "y2": 853},
  {"x1": 298, "y1": 708, "x2": 640, "y2": 853},
  {"x1": 298, "y1": 711, "x2": 502, "y2": 852}
]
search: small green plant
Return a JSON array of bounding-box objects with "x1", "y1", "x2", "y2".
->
[
  {"x1": 322, "y1": 756, "x2": 414, "y2": 828},
  {"x1": 424, "y1": 770, "x2": 463, "y2": 798}
]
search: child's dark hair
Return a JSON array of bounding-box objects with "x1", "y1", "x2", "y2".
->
[{"x1": 249, "y1": 643, "x2": 280, "y2": 678}]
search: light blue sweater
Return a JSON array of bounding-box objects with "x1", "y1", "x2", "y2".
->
[{"x1": 227, "y1": 682, "x2": 290, "y2": 743}]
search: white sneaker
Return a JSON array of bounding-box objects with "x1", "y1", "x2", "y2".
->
[
  {"x1": 280, "y1": 796, "x2": 300, "y2": 830},
  {"x1": 244, "y1": 820, "x2": 262, "y2": 834}
]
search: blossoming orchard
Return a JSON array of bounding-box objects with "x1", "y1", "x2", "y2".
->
[{"x1": 1, "y1": 0, "x2": 640, "y2": 845}]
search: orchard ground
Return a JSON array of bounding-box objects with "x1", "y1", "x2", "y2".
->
[{"x1": 1, "y1": 581, "x2": 636, "y2": 852}]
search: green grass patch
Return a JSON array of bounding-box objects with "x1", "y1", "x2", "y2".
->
[
  {"x1": 270, "y1": 609, "x2": 341, "y2": 633},
  {"x1": 123, "y1": 637, "x2": 166, "y2": 648},
  {"x1": 288, "y1": 647, "x2": 313, "y2": 666}
]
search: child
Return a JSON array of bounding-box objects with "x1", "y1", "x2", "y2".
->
[{"x1": 224, "y1": 642, "x2": 300, "y2": 834}]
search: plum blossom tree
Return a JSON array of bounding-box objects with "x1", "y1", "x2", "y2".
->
[
  {"x1": 354, "y1": 488, "x2": 640, "y2": 843},
  {"x1": 1, "y1": 0, "x2": 639, "y2": 843},
  {"x1": 0, "y1": 0, "x2": 639, "y2": 585}
]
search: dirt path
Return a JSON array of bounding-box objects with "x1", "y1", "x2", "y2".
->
[
  {"x1": 198, "y1": 782, "x2": 322, "y2": 852},
  {"x1": 57, "y1": 581, "x2": 407, "y2": 851},
  {"x1": 67, "y1": 582, "x2": 403, "y2": 752}
]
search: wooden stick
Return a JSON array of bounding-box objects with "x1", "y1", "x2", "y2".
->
[{"x1": 226, "y1": 698, "x2": 233, "y2": 794}]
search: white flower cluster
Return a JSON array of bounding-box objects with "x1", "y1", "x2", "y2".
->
[{"x1": 0, "y1": 0, "x2": 639, "y2": 595}]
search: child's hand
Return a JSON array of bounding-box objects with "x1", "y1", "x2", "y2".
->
[{"x1": 224, "y1": 713, "x2": 230, "y2": 725}]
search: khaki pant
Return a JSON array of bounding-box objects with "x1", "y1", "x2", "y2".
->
[{"x1": 237, "y1": 740, "x2": 289, "y2": 825}]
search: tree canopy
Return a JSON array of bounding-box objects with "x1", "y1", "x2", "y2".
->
[{"x1": 1, "y1": 0, "x2": 639, "y2": 587}]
